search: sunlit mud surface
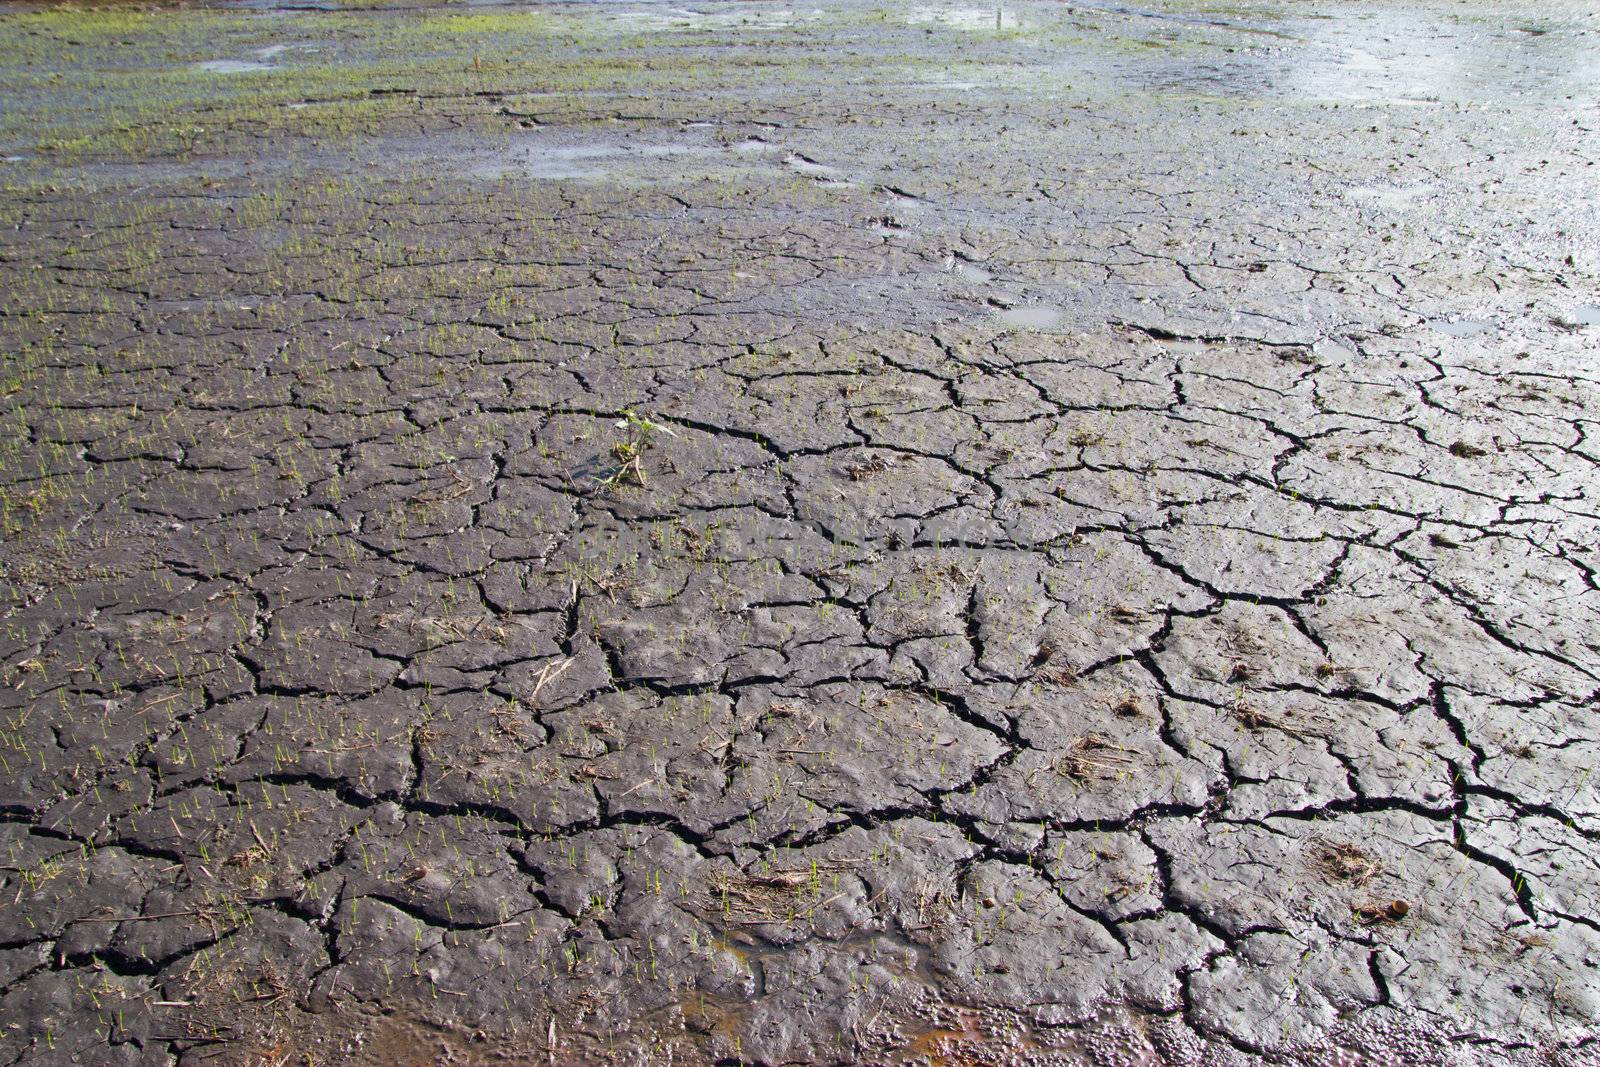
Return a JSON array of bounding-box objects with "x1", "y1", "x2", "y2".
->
[{"x1": 1, "y1": 0, "x2": 1598, "y2": 1063}]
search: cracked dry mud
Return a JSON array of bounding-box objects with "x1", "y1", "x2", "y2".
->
[{"x1": 1, "y1": 0, "x2": 1599, "y2": 1063}]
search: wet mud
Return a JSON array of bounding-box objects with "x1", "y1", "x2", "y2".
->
[{"x1": 1, "y1": 0, "x2": 1598, "y2": 1063}]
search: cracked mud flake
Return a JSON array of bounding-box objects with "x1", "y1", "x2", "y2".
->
[{"x1": 1, "y1": 0, "x2": 1599, "y2": 1063}]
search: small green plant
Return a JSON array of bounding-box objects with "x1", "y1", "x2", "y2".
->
[{"x1": 599, "y1": 410, "x2": 674, "y2": 488}]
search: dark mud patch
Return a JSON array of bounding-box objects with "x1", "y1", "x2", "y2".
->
[{"x1": 2, "y1": 1, "x2": 1599, "y2": 1065}]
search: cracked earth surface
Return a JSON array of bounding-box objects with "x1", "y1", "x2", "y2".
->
[{"x1": 2, "y1": 0, "x2": 1599, "y2": 1063}]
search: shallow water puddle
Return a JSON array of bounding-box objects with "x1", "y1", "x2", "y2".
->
[
  {"x1": 603, "y1": 6, "x2": 807, "y2": 33},
  {"x1": 1070, "y1": 0, "x2": 1300, "y2": 40},
  {"x1": 907, "y1": 6, "x2": 1025, "y2": 32},
  {"x1": 197, "y1": 59, "x2": 277, "y2": 74},
  {"x1": 473, "y1": 140, "x2": 716, "y2": 181},
  {"x1": 197, "y1": 43, "x2": 321, "y2": 76},
  {"x1": 467, "y1": 131, "x2": 803, "y2": 182},
  {"x1": 1568, "y1": 304, "x2": 1600, "y2": 327},
  {"x1": 995, "y1": 305, "x2": 1066, "y2": 330},
  {"x1": 1426, "y1": 317, "x2": 1492, "y2": 337},
  {"x1": 945, "y1": 256, "x2": 994, "y2": 285}
]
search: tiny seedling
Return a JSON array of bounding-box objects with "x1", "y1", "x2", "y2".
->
[{"x1": 599, "y1": 410, "x2": 675, "y2": 488}]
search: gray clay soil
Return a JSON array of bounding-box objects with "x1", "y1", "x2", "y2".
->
[{"x1": 1, "y1": 0, "x2": 1599, "y2": 1063}]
